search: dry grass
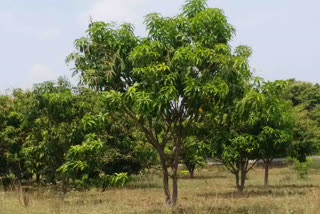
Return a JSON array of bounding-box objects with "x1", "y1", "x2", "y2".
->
[{"x1": 1, "y1": 165, "x2": 320, "y2": 214}]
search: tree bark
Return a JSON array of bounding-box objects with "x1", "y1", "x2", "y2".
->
[
  {"x1": 186, "y1": 163, "x2": 195, "y2": 178},
  {"x1": 62, "y1": 180, "x2": 68, "y2": 194},
  {"x1": 264, "y1": 161, "x2": 269, "y2": 187},
  {"x1": 172, "y1": 173, "x2": 178, "y2": 206},
  {"x1": 16, "y1": 161, "x2": 22, "y2": 191},
  {"x1": 190, "y1": 168, "x2": 195, "y2": 178},
  {"x1": 239, "y1": 168, "x2": 246, "y2": 193},
  {"x1": 171, "y1": 145, "x2": 180, "y2": 206},
  {"x1": 235, "y1": 172, "x2": 240, "y2": 192},
  {"x1": 159, "y1": 154, "x2": 171, "y2": 206},
  {"x1": 36, "y1": 173, "x2": 40, "y2": 183},
  {"x1": 235, "y1": 163, "x2": 246, "y2": 193},
  {"x1": 156, "y1": 142, "x2": 181, "y2": 207}
]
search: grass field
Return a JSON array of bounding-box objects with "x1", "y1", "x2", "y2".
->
[{"x1": 1, "y1": 163, "x2": 320, "y2": 214}]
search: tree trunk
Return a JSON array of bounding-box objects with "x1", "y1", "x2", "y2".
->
[
  {"x1": 172, "y1": 173, "x2": 178, "y2": 206},
  {"x1": 62, "y1": 179, "x2": 68, "y2": 195},
  {"x1": 16, "y1": 161, "x2": 22, "y2": 191},
  {"x1": 235, "y1": 171, "x2": 240, "y2": 192},
  {"x1": 190, "y1": 168, "x2": 195, "y2": 178},
  {"x1": 236, "y1": 163, "x2": 246, "y2": 193},
  {"x1": 170, "y1": 145, "x2": 180, "y2": 206},
  {"x1": 264, "y1": 161, "x2": 269, "y2": 187},
  {"x1": 186, "y1": 163, "x2": 195, "y2": 178},
  {"x1": 36, "y1": 173, "x2": 40, "y2": 183},
  {"x1": 159, "y1": 154, "x2": 171, "y2": 206},
  {"x1": 157, "y1": 143, "x2": 180, "y2": 207},
  {"x1": 239, "y1": 168, "x2": 246, "y2": 193},
  {"x1": 171, "y1": 143, "x2": 180, "y2": 207},
  {"x1": 72, "y1": 177, "x2": 76, "y2": 186}
]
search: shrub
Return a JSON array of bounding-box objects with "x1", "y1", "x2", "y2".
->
[
  {"x1": 99, "y1": 172, "x2": 129, "y2": 191},
  {"x1": 1, "y1": 174, "x2": 16, "y2": 191},
  {"x1": 291, "y1": 157, "x2": 313, "y2": 178}
]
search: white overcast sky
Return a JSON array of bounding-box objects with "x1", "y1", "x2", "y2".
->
[{"x1": 0, "y1": 0, "x2": 319, "y2": 90}]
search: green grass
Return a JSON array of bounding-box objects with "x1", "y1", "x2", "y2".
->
[{"x1": 1, "y1": 163, "x2": 320, "y2": 214}]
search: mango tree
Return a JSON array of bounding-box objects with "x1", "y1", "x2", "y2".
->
[
  {"x1": 0, "y1": 89, "x2": 34, "y2": 188},
  {"x1": 22, "y1": 78, "x2": 108, "y2": 186},
  {"x1": 255, "y1": 81, "x2": 293, "y2": 187},
  {"x1": 0, "y1": 95, "x2": 12, "y2": 179},
  {"x1": 282, "y1": 79, "x2": 320, "y2": 161},
  {"x1": 207, "y1": 80, "x2": 292, "y2": 192},
  {"x1": 67, "y1": 0, "x2": 251, "y2": 206},
  {"x1": 180, "y1": 138, "x2": 208, "y2": 178}
]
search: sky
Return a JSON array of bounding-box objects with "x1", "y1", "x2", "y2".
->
[{"x1": 1, "y1": 0, "x2": 320, "y2": 91}]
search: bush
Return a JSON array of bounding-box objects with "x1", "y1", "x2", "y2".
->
[
  {"x1": 99, "y1": 172, "x2": 129, "y2": 191},
  {"x1": 74, "y1": 172, "x2": 130, "y2": 190},
  {"x1": 1, "y1": 174, "x2": 16, "y2": 191},
  {"x1": 291, "y1": 157, "x2": 313, "y2": 178}
]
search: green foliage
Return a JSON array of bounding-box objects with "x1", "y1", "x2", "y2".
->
[
  {"x1": 258, "y1": 126, "x2": 292, "y2": 161},
  {"x1": 289, "y1": 105, "x2": 320, "y2": 161},
  {"x1": 179, "y1": 170, "x2": 190, "y2": 176},
  {"x1": 0, "y1": 89, "x2": 33, "y2": 182},
  {"x1": 284, "y1": 79, "x2": 320, "y2": 109},
  {"x1": 182, "y1": 0, "x2": 207, "y2": 18},
  {"x1": 206, "y1": 79, "x2": 294, "y2": 191},
  {"x1": 291, "y1": 157, "x2": 313, "y2": 178},
  {"x1": 107, "y1": 172, "x2": 129, "y2": 187},
  {"x1": 180, "y1": 139, "x2": 208, "y2": 177},
  {"x1": 0, "y1": 77, "x2": 154, "y2": 189},
  {"x1": 22, "y1": 79, "x2": 105, "y2": 183},
  {"x1": 0, "y1": 173, "x2": 16, "y2": 190},
  {"x1": 283, "y1": 79, "x2": 320, "y2": 160},
  {"x1": 66, "y1": 22, "x2": 138, "y2": 91},
  {"x1": 75, "y1": 172, "x2": 129, "y2": 190},
  {"x1": 57, "y1": 134, "x2": 109, "y2": 178},
  {"x1": 67, "y1": 0, "x2": 253, "y2": 204},
  {"x1": 2, "y1": 0, "x2": 320, "y2": 207},
  {"x1": 223, "y1": 134, "x2": 258, "y2": 163}
]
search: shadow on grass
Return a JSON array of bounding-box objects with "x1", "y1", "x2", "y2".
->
[
  {"x1": 143, "y1": 204, "x2": 279, "y2": 214},
  {"x1": 125, "y1": 182, "x2": 162, "y2": 189},
  {"x1": 198, "y1": 189, "x2": 306, "y2": 199},
  {"x1": 179, "y1": 174, "x2": 228, "y2": 180},
  {"x1": 142, "y1": 206, "x2": 230, "y2": 214},
  {"x1": 63, "y1": 198, "x2": 104, "y2": 206},
  {"x1": 248, "y1": 184, "x2": 320, "y2": 189}
]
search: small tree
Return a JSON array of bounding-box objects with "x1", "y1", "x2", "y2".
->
[
  {"x1": 283, "y1": 79, "x2": 320, "y2": 161},
  {"x1": 208, "y1": 80, "x2": 292, "y2": 192},
  {"x1": 255, "y1": 81, "x2": 293, "y2": 187},
  {"x1": 0, "y1": 95, "x2": 12, "y2": 179},
  {"x1": 22, "y1": 78, "x2": 112, "y2": 185},
  {"x1": 0, "y1": 89, "x2": 33, "y2": 188},
  {"x1": 180, "y1": 138, "x2": 208, "y2": 178},
  {"x1": 258, "y1": 126, "x2": 291, "y2": 187},
  {"x1": 291, "y1": 157, "x2": 313, "y2": 178},
  {"x1": 23, "y1": 79, "x2": 81, "y2": 184},
  {"x1": 289, "y1": 104, "x2": 320, "y2": 162},
  {"x1": 218, "y1": 134, "x2": 259, "y2": 192}
]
